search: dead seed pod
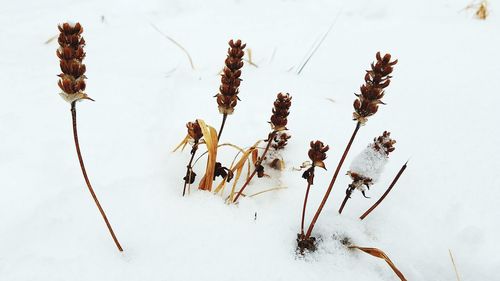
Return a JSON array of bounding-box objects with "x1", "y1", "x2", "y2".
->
[
  {"x1": 57, "y1": 23, "x2": 92, "y2": 103},
  {"x1": 216, "y1": 39, "x2": 246, "y2": 115},
  {"x1": 270, "y1": 93, "x2": 292, "y2": 131},
  {"x1": 353, "y1": 52, "x2": 398, "y2": 124}
]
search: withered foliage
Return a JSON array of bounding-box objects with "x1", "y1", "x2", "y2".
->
[
  {"x1": 216, "y1": 39, "x2": 246, "y2": 115},
  {"x1": 270, "y1": 93, "x2": 292, "y2": 131},
  {"x1": 302, "y1": 141, "x2": 329, "y2": 185},
  {"x1": 57, "y1": 23, "x2": 91, "y2": 102},
  {"x1": 353, "y1": 52, "x2": 397, "y2": 124}
]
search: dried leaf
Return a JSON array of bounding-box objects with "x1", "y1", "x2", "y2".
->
[
  {"x1": 197, "y1": 119, "x2": 218, "y2": 191},
  {"x1": 173, "y1": 134, "x2": 191, "y2": 152},
  {"x1": 349, "y1": 246, "x2": 407, "y2": 281}
]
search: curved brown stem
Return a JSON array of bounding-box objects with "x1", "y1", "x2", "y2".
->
[
  {"x1": 359, "y1": 161, "x2": 407, "y2": 220},
  {"x1": 71, "y1": 102, "x2": 123, "y2": 252},
  {"x1": 305, "y1": 122, "x2": 361, "y2": 239},
  {"x1": 233, "y1": 131, "x2": 277, "y2": 203},
  {"x1": 217, "y1": 113, "x2": 228, "y2": 141},
  {"x1": 300, "y1": 181, "x2": 312, "y2": 237}
]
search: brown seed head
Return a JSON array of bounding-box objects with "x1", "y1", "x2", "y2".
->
[
  {"x1": 272, "y1": 132, "x2": 291, "y2": 150},
  {"x1": 270, "y1": 93, "x2": 292, "y2": 131},
  {"x1": 186, "y1": 121, "x2": 203, "y2": 142},
  {"x1": 216, "y1": 39, "x2": 246, "y2": 115},
  {"x1": 56, "y1": 22, "x2": 91, "y2": 102},
  {"x1": 353, "y1": 52, "x2": 397, "y2": 124},
  {"x1": 372, "y1": 131, "x2": 396, "y2": 155},
  {"x1": 308, "y1": 140, "x2": 329, "y2": 169}
]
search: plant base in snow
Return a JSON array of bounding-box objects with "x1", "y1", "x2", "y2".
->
[{"x1": 296, "y1": 234, "x2": 317, "y2": 253}]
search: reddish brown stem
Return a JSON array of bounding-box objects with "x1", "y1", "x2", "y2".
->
[
  {"x1": 359, "y1": 161, "x2": 408, "y2": 220},
  {"x1": 217, "y1": 113, "x2": 228, "y2": 141},
  {"x1": 182, "y1": 143, "x2": 198, "y2": 196},
  {"x1": 305, "y1": 122, "x2": 361, "y2": 239},
  {"x1": 338, "y1": 185, "x2": 355, "y2": 214},
  {"x1": 300, "y1": 180, "x2": 312, "y2": 237},
  {"x1": 233, "y1": 131, "x2": 277, "y2": 203},
  {"x1": 71, "y1": 102, "x2": 123, "y2": 252}
]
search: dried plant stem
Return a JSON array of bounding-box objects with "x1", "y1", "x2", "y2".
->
[
  {"x1": 183, "y1": 143, "x2": 198, "y2": 196},
  {"x1": 338, "y1": 187, "x2": 353, "y2": 214},
  {"x1": 300, "y1": 181, "x2": 312, "y2": 237},
  {"x1": 217, "y1": 113, "x2": 228, "y2": 141},
  {"x1": 233, "y1": 131, "x2": 277, "y2": 203},
  {"x1": 305, "y1": 122, "x2": 361, "y2": 239},
  {"x1": 71, "y1": 102, "x2": 123, "y2": 252},
  {"x1": 359, "y1": 161, "x2": 407, "y2": 220},
  {"x1": 449, "y1": 249, "x2": 462, "y2": 281}
]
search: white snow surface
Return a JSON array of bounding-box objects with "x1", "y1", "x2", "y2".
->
[{"x1": 1, "y1": 0, "x2": 500, "y2": 280}]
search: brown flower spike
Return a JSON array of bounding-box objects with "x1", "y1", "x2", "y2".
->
[
  {"x1": 373, "y1": 131, "x2": 396, "y2": 155},
  {"x1": 57, "y1": 23, "x2": 92, "y2": 103},
  {"x1": 302, "y1": 141, "x2": 329, "y2": 185},
  {"x1": 216, "y1": 39, "x2": 246, "y2": 115},
  {"x1": 270, "y1": 93, "x2": 292, "y2": 131},
  {"x1": 186, "y1": 121, "x2": 203, "y2": 143},
  {"x1": 353, "y1": 52, "x2": 397, "y2": 124}
]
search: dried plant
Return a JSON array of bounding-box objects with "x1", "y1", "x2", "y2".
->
[
  {"x1": 302, "y1": 52, "x2": 397, "y2": 243},
  {"x1": 182, "y1": 121, "x2": 203, "y2": 196},
  {"x1": 339, "y1": 131, "x2": 396, "y2": 214},
  {"x1": 233, "y1": 93, "x2": 292, "y2": 203},
  {"x1": 57, "y1": 22, "x2": 122, "y2": 252},
  {"x1": 349, "y1": 246, "x2": 407, "y2": 281},
  {"x1": 297, "y1": 141, "x2": 329, "y2": 253},
  {"x1": 465, "y1": 1, "x2": 489, "y2": 20},
  {"x1": 353, "y1": 52, "x2": 398, "y2": 124},
  {"x1": 359, "y1": 161, "x2": 408, "y2": 220},
  {"x1": 216, "y1": 39, "x2": 246, "y2": 140}
]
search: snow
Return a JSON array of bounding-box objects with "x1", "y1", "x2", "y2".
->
[{"x1": 1, "y1": 0, "x2": 500, "y2": 280}]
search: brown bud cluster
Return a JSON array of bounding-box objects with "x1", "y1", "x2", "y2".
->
[
  {"x1": 216, "y1": 39, "x2": 246, "y2": 115},
  {"x1": 302, "y1": 141, "x2": 329, "y2": 185},
  {"x1": 308, "y1": 140, "x2": 329, "y2": 169},
  {"x1": 270, "y1": 93, "x2": 292, "y2": 131},
  {"x1": 353, "y1": 52, "x2": 397, "y2": 124},
  {"x1": 186, "y1": 121, "x2": 203, "y2": 142},
  {"x1": 272, "y1": 132, "x2": 291, "y2": 150},
  {"x1": 57, "y1": 23, "x2": 91, "y2": 102},
  {"x1": 372, "y1": 131, "x2": 396, "y2": 155},
  {"x1": 347, "y1": 171, "x2": 373, "y2": 198}
]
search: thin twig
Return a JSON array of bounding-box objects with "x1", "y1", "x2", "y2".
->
[
  {"x1": 296, "y1": 8, "x2": 343, "y2": 74},
  {"x1": 150, "y1": 23, "x2": 195, "y2": 70},
  {"x1": 71, "y1": 102, "x2": 123, "y2": 252},
  {"x1": 233, "y1": 131, "x2": 277, "y2": 203},
  {"x1": 305, "y1": 122, "x2": 361, "y2": 239},
  {"x1": 359, "y1": 161, "x2": 408, "y2": 220},
  {"x1": 449, "y1": 249, "x2": 462, "y2": 281},
  {"x1": 338, "y1": 186, "x2": 354, "y2": 214},
  {"x1": 182, "y1": 143, "x2": 198, "y2": 196}
]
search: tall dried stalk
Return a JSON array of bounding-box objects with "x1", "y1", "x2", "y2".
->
[
  {"x1": 71, "y1": 102, "x2": 123, "y2": 251},
  {"x1": 216, "y1": 39, "x2": 246, "y2": 141},
  {"x1": 57, "y1": 22, "x2": 122, "y2": 251},
  {"x1": 304, "y1": 122, "x2": 360, "y2": 239},
  {"x1": 233, "y1": 93, "x2": 291, "y2": 203}
]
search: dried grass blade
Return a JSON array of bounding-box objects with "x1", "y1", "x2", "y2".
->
[
  {"x1": 349, "y1": 246, "x2": 407, "y2": 281},
  {"x1": 197, "y1": 119, "x2": 218, "y2": 191},
  {"x1": 172, "y1": 134, "x2": 191, "y2": 152},
  {"x1": 227, "y1": 141, "x2": 261, "y2": 202},
  {"x1": 248, "y1": 186, "x2": 287, "y2": 198}
]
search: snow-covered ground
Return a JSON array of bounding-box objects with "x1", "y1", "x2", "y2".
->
[{"x1": 1, "y1": 0, "x2": 499, "y2": 280}]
